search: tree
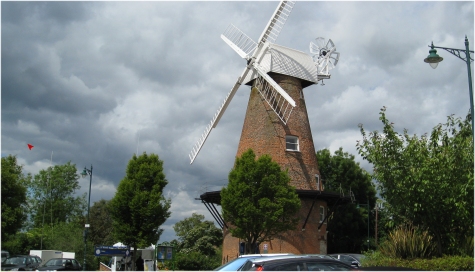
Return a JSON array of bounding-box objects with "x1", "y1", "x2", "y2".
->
[
  {"x1": 221, "y1": 149, "x2": 301, "y2": 254},
  {"x1": 172, "y1": 213, "x2": 222, "y2": 270},
  {"x1": 356, "y1": 107, "x2": 473, "y2": 255},
  {"x1": 1, "y1": 155, "x2": 28, "y2": 242},
  {"x1": 109, "y1": 152, "x2": 171, "y2": 270},
  {"x1": 173, "y1": 213, "x2": 222, "y2": 255},
  {"x1": 26, "y1": 162, "x2": 87, "y2": 228},
  {"x1": 316, "y1": 148, "x2": 377, "y2": 253},
  {"x1": 89, "y1": 199, "x2": 115, "y2": 247}
]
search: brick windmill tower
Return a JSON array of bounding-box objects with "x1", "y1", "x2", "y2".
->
[{"x1": 190, "y1": 1, "x2": 344, "y2": 260}]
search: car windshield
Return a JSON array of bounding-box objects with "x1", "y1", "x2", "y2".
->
[
  {"x1": 3, "y1": 257, "x2": 26, "y2": 265},
  {"x1": 214, "y1": 257, "x2": 254, "y2": 271},
  {"x1": 45, "y1": 259, "x2": 64, "y2": 266}
]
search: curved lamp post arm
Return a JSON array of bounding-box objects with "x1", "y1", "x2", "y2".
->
[{"x1": 425, "y1": 36, "x2": 474, "y2": 138}]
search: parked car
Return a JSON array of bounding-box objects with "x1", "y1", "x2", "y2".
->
[
  {"x1": 1, "y1": 255, "x2": 42, "y2": 271},
  {"x1": 214, "y1": 254, "x2": 294, "y2": 271},
  {"x1": 36, "y1": 258, "x2": 82, "y2": 271},
  {"x1": 328, "y1": 254, "x2": 365, "y2": 268},
  {"x1": 1, "y1": 251, "x2": 10, "y2": 262},
  {"x1": 239, "y1": 255, "x2": 356, "y2": 271}
]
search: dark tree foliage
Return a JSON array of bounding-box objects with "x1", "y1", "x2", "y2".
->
[
  {"x1": 109, "y1": 152, "x2": 171, "y2": 270},
  {"x1": 221, "y1": 149, "x2": 301, "y2": 254},
  {"x1": 357, "y1": 107, "x2": 473, "y2": 256},
  {"x1": 89, "y1": 199, "x2": 115, "y2": 247},
  {"x1": 316, "y1": 148, "x2": 377, "y2": 253},
  {"x1": 1, "y1": 155, "x2": 28, "y2": 242}
]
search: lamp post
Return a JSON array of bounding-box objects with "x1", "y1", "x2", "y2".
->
[
  {"x1": 81, "y1": 165, "x2": 93, "y2": 271},
  {"x1": 357, "y1": 200, "x2": 370, "y2": 251},
  {"x1": 424, "y1": 36, "x2": 474, "y2": 136}
]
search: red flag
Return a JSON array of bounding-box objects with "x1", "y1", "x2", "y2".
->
[{"x1": 27, "y1": 144, "x2": 34, "y2": 150}]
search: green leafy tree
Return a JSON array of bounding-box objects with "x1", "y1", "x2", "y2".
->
[
  {"x1": 356, "y1": 107, "x2": 474, "y2": 255},
  {"x1": 316, "y1": 148, "x2": 377, "y2": 253},
  {"x1": 89, "y1": 199, "x2": 115, "y2": 246},
  {"x1": 109, "y1": 152, "x2": 171, "y2": 270},
  {"x1": 1, "y1": 155, "x2": 28, "y2": 242},
  {"x1": 174, "y1": 213, "x2": 222, "y2": 255},
  {"x1": 27, "y1": 162, "x2": 87, "y2": 228},
  {"x1": 172, "y1": 213, "x2": 222, "y2": 269},
  {"x1": 221, "y1": 149, "x2": 301, "y2": 254}
]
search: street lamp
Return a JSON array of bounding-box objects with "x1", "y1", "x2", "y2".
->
[
  {"x1": 81, "y1": 165, "x2": 93, "y2": 271},
  {"x1": 424, "y1": 36, "x2": 474, "y2": 136},
  {"x1": 357, "y1": 200, "x2": 370, "y2": 251}
]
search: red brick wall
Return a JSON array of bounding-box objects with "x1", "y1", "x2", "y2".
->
[
  {"x1": 236, "y1": 74, "x2": 320, "y2": 190},
  {"x1": 99, "y1": 262, "x2": 111, "y2": 271},
  {"x1": 222, "y1": 74, "x2": 326, "y2": 261},
  {"x1": 222, "y1": 198, "x2": 328, "y2": 263}
]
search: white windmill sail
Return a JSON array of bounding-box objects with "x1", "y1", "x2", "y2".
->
[
  {"x1": 252, "y1": 62, "x2": 295, "y2": 123},
  {"x1": 189, "y1": 0, "x2": 295, "y2": 164},
  {"x1": 257, "y1": 1, "x2": 295, "y2": 44},
  {"x1": 221, "y1": 24, "x2": 257, "y2": 59}
]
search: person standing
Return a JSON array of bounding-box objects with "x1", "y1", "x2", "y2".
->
[{"x1": 135, "y1": 255, "x2": 144, "y2": 271}]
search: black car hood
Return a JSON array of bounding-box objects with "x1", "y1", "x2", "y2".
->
[
  {"x1": 1, "y1": 264, "x2": 26, "y2": 269},
  {"x1": 37, "y1": 265, "x2": 66, "y2": 270}
]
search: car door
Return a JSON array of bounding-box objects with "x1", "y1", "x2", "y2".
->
[
  {"x1": 268, "y1": 260, "x2": 305, "y2": 271},
  {"x1": 71, "y1": 259, "x2": 81, "y2": 270},
  {"x1": 35, "y1": 257, "x2": 42, "y2": 269},
  {"x1": 25, "y1": 256, "x2": 35, "y2": 270},
  {"x1": 305, "y1": 260, "x2": 353, "y2": 271}
]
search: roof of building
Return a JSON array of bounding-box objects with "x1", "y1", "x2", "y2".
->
[{"x1": 243, "y1": 43, "x2": 329, "y2": 88}]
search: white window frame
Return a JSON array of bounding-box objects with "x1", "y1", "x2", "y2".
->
[
  {"x1": 285, "y1": 135, "x2": 299, "y2": 151},
  {"x1": 319, "y1": 206, "x2": 326, "y2": 224}
]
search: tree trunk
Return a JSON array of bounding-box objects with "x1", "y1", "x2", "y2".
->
[
  {"x1": 132, "y1": 245, "x2": 137, "y2": 271},
  {"x1": 435, "y1": 232, "x2": 442, "y2": 257}
]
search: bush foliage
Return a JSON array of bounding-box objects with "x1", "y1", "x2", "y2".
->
[
  {"x1": 379, "y1": 224, "x2": 437, "y2": 259},
  {"x1": 362, "y1": 251, "x2": 474, "y2": 271}
]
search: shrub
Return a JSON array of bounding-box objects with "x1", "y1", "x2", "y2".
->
[
  {"x1": 458, "y1": 236, "x2": 474, "y2": 257},
  {"x1": 362, "y1": 252, "x2": 474, "y2": 271},
  {"x1": 174, "y1": 251, "x2": 221, "y2": 270},
  {"x1": 378, "y1": 223, "x2": 437, "y2": 259}
]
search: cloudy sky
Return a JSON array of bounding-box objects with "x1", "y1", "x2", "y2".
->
[{"x1": 2, "y1": 1, "x2": 473, "y2": 243}]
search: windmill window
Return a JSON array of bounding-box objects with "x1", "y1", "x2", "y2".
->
[
  {"x1": 319, "y1": 206, "x2": 326, "y2": 224},
  {"x1": 286, "y1": 135, "x2": 299, "y2": 151}
]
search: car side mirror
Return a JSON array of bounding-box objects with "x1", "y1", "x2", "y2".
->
[{"x1": 351, "y1": 261, "x2": 359, "y2": 268}]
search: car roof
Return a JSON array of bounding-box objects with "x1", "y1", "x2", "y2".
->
[
  {"x1": 7, "y1": 255, "x2": 37, "y2": 257},
  {"x1": 249, "y1": 255, "x2": 326, "y2": 263},
  {"x1": 240, "y1": 253, "x2": 294, "y2": 257}
]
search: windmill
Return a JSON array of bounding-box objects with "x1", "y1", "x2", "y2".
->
[{"x1": 192, "y1": 1, "x2": 344, "y2": 256}]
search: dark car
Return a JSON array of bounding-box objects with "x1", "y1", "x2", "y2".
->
[
  {"x1": 328, "y1": 254, "x2": 365, "y2": 268},
  {"x1": 1, "y1": 255, "x2": 42, "y2": 271},
  {"x1": 36, "y1": 258, "x2": 82, "y2": 271},
  {"x1": 240, "y1": 255, "x2": 356, "y2": 271}
]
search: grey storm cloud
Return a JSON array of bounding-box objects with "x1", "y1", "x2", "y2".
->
[{"x1": 2, "y1": 1, "x2": 473, "y2": 242}]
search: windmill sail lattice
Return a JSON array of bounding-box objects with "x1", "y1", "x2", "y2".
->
[
  {"x1": 258, "y1": 1, "x2": 295, "y2": 44},
  {"x1": 221, "y1": 24, "x2": 257, "y2": 59},
  {"x1": 189, "y1": 1, "x2": 296, "y2": 164},
  {"x1": 252, "y1": 63, "x2": 295, "y2": 124}
]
